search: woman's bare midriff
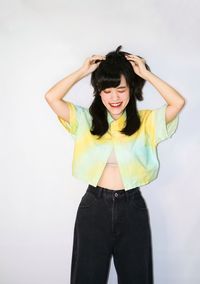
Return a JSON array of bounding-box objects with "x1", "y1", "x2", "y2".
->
[{"x1": 97, "y1": 163, "x2": 125, "y2": 190}]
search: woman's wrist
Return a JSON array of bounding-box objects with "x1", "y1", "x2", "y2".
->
[{"x1": 75, "y1": 67, "x2": 89, "y2": 79}]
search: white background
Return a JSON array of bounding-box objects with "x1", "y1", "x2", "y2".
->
[{"x1": 0, "y1": 0, "x2": 199, "y2": 283}]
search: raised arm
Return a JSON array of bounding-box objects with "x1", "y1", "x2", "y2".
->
[
  {"x1": 44, "y1": 68, "x2": 86, "y2": 122},
  {"x1": 141, "y1": 70, "x2": 185, "y2": 123},
  {"x1": 44, "y1": 54, "x2": 106, "y2": 122},
  {"x1": 125, "y1": 54, "x2": 186, "y2": 123}
]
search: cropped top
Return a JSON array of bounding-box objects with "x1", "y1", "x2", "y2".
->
[{"x1": 57, "y1": 101, "x2": 179, "y2": 190}]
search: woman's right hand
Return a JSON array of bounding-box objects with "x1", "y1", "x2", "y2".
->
[{"x1": 79, "y1": 54, "x2": 106, "y2": 76}]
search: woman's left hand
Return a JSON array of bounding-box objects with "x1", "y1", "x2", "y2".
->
[{"x1": 125, "y1": 54, "x2": 150, "y2": 79}]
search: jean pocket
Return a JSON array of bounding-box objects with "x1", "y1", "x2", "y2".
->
[
  {"x1": 129, "y1": 193, "x2": 148, "y2": 211},
  {"x1": 79, "y1": 192, "x2": 97, "y2": 208}
]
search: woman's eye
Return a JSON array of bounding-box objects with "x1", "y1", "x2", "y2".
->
[{"x1": 103, "y1": 89, "x2": 125, "y2": 94}]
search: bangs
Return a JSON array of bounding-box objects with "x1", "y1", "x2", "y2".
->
[
  {"x1": 91, "y1": 45, "x2": 145, "y2": 95},
  {"x1": 96, "y1": 71, "x2": 122, "y2": 92},
  {"x1": 93, "y1": 58, "x2": 129, "y2": 92}
]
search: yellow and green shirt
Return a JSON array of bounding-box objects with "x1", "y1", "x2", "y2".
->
[{"x1": 57, "y1": 101, "x2": 179, "y2": 190}]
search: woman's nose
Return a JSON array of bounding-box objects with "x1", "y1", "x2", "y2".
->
[{"x1": 110, "y1": 91, "x2": 120, "y2": 99}]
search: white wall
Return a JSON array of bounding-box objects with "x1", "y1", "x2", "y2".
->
[{"x1": 0, "y1": 0, "x2": 199, "y2": 283}]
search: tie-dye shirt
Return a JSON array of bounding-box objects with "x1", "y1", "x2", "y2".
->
[{"x1": 57, "y1": 101, "x2": 179, "y2": 190}]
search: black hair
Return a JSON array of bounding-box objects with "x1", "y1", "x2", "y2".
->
[{"x1": 89, "y1": 45, "x2": 151, "y2": 139}]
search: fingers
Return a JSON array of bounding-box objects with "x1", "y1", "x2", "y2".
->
[
  {"x1": 89, "y1": 54, "x2": 106, "y2": 65},
  {"x1": 125, "y1": 54, "x2": 145, "y2": 62},
  {"x1": 91, "y1": 54, "x2": 106, "y2": 59},
  {"x1": 125, "y1": 54, "x2": 140, "y2": 58}
]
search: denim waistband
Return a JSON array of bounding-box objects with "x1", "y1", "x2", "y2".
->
[{"x1": 87, "y1": 184, "x2": 141, "y2": 201}]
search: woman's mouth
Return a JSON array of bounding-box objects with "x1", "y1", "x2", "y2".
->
[{"x1": 109, "y1": 102, "x2": 122, "y2": 108}]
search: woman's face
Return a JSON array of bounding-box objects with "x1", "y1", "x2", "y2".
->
[{"x1": 99, "y1": 74, "x2": 130, "y2": 120}]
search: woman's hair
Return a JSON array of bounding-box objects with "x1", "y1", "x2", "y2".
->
[{"x1": 89, "y1": 45, "x2": 151, "y2": 139}]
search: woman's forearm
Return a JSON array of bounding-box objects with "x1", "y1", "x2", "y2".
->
[
  {"x1": 44, "y1": 68, "x2": 86, "y2": 101},
  {"x1": 144, "y1": 70, "x2": 185, "y2": 107}
]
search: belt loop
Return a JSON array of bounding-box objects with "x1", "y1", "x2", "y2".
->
[
  {"x1": 97, "y1": 186, "x2": 102, "y2": 198},
  {"x1": 124, "y1": 190, "x2": 128, "y2": 202}
]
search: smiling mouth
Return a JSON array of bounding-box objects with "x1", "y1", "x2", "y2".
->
[{"x1": 109, "y1": 102, "x2": 122, "y2": 107}]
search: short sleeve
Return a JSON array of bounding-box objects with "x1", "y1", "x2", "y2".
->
[
  {"x1": 145, "y1": 104, "x2": 179, "y2": 145},
  {"x1": 57, "y1": 101, "x2": 82, "y2": 136}
]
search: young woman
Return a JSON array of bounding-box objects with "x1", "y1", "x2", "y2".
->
[{"x1": 45, "y1": 46, "x2": 185, "y2": 284}]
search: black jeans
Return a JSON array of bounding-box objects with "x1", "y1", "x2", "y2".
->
[{"x1": 70, "y1": 184, "x2": 154, "y2": 284}]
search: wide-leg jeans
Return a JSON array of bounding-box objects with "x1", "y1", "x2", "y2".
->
[{"x1": 70, "y1": 184, "x2": 154, "y2": 284}]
